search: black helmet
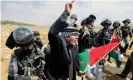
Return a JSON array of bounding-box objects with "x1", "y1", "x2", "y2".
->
[
  {"x1": 33, "y1": 30, "x2": 40, "y2": 36},
  {"x1": 100, "y1": 19, "x2": 112, "y2": 27},
  {"x1": 113, "y1": 21, "x2": 121, "y2": 28},
  {"x1": 86, "y1": 14, "x2": 96, "y2": 24},
  {"x1": 70, "y1": 14, "x2": 77, "y2": 20},
  {"x1": 81, "y1": 19, "x2": 86, "y2": 26},
  {"x1": 122, "y1": 19, "x2": 131, "y2": 24},
  {"x1": 13, "y1": 27, "x2": 34, "y2": 46}
]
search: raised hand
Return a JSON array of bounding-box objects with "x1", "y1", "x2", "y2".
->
[{"x1": 65, "y1": 0, "x2": 75, "y2": 14}]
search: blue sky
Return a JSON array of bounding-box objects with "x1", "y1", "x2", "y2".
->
[{"x1": 1, "y1": 0, "x2": 133, "y2": 26}]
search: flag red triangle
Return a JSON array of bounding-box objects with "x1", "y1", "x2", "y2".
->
[
  {"x1": 110, "y1": 32, "x2": 120, "y2": 51},
  {"x1": 110, "y1": 32, "x2": 119, "y2": 43},
  {"x1": 90, "y1": 42, "x2": 119, "y2": 66}
]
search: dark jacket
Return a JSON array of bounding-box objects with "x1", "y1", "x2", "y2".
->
[
  {"x1": 121, "y1": 26, "x2": 132, "y2": 38},
  {"x1": 78, "y1": 27, "x2": 96, "y2": 52},
  {"x1": 96, "y1": 28, "x2": 112, "y2": 46},
  {"x1": 47, "y1": 11, "x2": 78, "y2": 80}
]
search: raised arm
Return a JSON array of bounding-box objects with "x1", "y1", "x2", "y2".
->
[{"x1": 49, "y1": 1, "x2": 74, "y2": 35}]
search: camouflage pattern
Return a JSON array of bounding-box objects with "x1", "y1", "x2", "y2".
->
[{"x1": 8, "y1": 46, "x2": 46, "y2": 80}]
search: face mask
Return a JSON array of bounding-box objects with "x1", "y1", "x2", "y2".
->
[
  {"x1": 104, "y1": 25, "x2": 109, "y2": 29},
  {"x1": 22, "y1": 44, "x2": 34, "y2": 53},
  {"x1": 70, "y1": 18, "x2": 76, "y2": 24}
]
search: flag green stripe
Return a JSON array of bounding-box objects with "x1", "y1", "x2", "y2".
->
[
  {"x1": 109, "y1": 50, "x2": 122, "y2": 68},
  {"x1": 77, "y1": 50, "x2": 90, "y2": 72}
]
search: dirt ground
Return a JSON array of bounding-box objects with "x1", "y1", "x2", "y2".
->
[{"x1": 1, "y1": 24, "x2": 133, "y2": 80}]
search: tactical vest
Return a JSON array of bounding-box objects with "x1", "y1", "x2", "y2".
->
[
  {"x1": 14, "y1": 46, "x2": 45, "y2": 77},
  {"x1": 121, "y1": 26, "x2": 131, "y2": 37},
  {"x1": 97, "y1": 29, "x2": 112, "y2": 46}
]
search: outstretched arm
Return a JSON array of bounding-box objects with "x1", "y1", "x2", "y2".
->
[{"x1": 49, "y1": 1, "x2": 74, "y2": 35}]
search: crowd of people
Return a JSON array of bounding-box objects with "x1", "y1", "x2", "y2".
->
[{"x1": 5, "y1": 1, "x2": 133, "y2": 80}]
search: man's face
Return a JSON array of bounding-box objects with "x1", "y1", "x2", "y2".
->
[
  {"x1": 22, "y1": 44, "x2": 33, "y2": 51},
  {"x1": 124, "y1": 22, "x2": 129, "y2": 26},
  {"x1": 66, "y1": 33, "x2": 79, "y2": 46},
  {"x1": 114, "y1": 23, "x2": 120, "y2": 28},
  {"x1": 104, "y1": 24, "x2": 110, "y2": 29},
  {"x1": 36, "y1": 36, "x2": 40, "y2": 39},
  {"x1": 114, "y1": 24, "x2": 120, "y2": 29},
  {"x1": 86, "y1": 21, "x2": 94, "y2": 28}
]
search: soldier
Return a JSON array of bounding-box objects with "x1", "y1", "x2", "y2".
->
[
  {"x1": 6, "y1": 27, "x2": 46, "y2": 80},
  {"x1": 111, "y1": 21, "x2": 122, "y2": 41},
  {"x1": 121, "y1": 19, "x2": 132, "y2": 55},
  {"x1": 78, "y1": 15, "x2": 103, "y2": 80},
  {"x1": 33, "y1": 30, "x2": 43, "y2": 49},
  {"x1": 108, "y1": 21, "x2": 124, "y2": 62},
  {"x1": 121, "y1": 19, "x2": 132, "y2": 45},
  {"x1": 78, "y1": 14, "x2": 96, "y2": 53},
  {"x1": 94, "y1": 19, "x2": 112, "y2": 79},
  {"x1": 96, "y1": 19, "x2": 112, "y2": 47},
  {"x1": 69, "y1": 14, "x2": 78, "y2": 28}
]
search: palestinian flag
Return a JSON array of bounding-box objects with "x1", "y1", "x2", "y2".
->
[
  {"x1": 77, "y1": 42, "x2": 119, "y2": 72},
  {"x1": 109, "y1": 32, "x2": 119, "y2": 50},
  {"x1": 110, "y1": 32, "x2": 119, "y2": 43},
  {"x1": 109, "y1": 50, "x2": 123, "y2": 68},
  {"x1": 109, "y1": 33, "x2": 124, "y2": 68}
]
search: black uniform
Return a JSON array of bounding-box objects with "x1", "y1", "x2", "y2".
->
[
  {"x1": 96, "y1": 28, "x2": 112, "y2": 46},
  {"x1": 6, "y1": 27, "x2": 46, "y2": 80},
  {"x1": 8, "y1": 46, "x2": 46, "y2": 80},
  {"x1": 121, "y1": 26, "x2": 132, "y2": 45},
  {"x1": 78, "y1": 27, "x2": 96, "y2": 52},
  {"x1": 78, "y1": 15, "x2": 96, "y2": 53},
  {"x1": 96, "y1": 19, "x2": 112, "y2": 64},
  {"x1": 96, "y1": 19, "x2": 112, "y2": 46}
]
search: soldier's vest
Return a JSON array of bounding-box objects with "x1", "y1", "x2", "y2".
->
[
  {"x1": 121, "y1": 26, "x2": 131, "y2": 37},
  {"x1": 97, "y1": 29, "x2": 112, "y2": 46},
  {"x1": 14, "y1": 46, "x2": 45, "y2": 76}
]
